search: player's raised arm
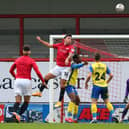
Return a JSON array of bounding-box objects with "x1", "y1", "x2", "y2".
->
[
  {"x1": 71, "y1": 54, "x2": 88, "y2": 69},
  {"x1": 9, "y1": 62, "x2": 16, "y2": 78},
  {"x1": 36, "y1": 36, "x2": 53, "y2": 48},
  {"x1": 71, "y1": 61, "x2": 88, "y2": 69}
]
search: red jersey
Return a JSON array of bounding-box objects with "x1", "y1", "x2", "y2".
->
[
  {"x1": 53, "y1": 43, "x2": 74, "y2": 66},
  {"x1": 9, "y1": 56, "x2": 45, "y2": 83}
]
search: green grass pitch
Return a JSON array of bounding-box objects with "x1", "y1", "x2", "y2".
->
[{"x1": 0, "y1": 123, "x2": 128, "y2": 129}]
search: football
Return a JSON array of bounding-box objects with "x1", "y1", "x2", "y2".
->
[{"x1": 115, "y1": 3, "x2": 125, "y2": 12}]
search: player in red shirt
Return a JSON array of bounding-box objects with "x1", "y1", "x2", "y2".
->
[
  {"x1": 9, "y1": 45, "x2": 46, "y2": 122},
  {"x1": 32, "y1": 33, "x2": 74, "y2": 107}
]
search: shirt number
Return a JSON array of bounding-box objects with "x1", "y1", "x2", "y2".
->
[{"x1": 95, "y1": 72, "x2": 105, "y2": 81}]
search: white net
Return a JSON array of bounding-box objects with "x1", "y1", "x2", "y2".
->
[
  {"x1": 77, "y1": 61, "x2": 122, "y2": 102},
  {"x1": 49, "y1": 34, "x2": 129, "y2": 122}
]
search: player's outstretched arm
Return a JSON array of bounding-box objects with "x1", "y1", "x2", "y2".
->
[
  {"x1": 36, "y1": 36, "x2": 53, "y2": 48},
  {"x1": 71, "y1": 61, "x2": 88, "y2": 69}
]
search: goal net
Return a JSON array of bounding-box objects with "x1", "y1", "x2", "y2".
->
[{"x1": 48, "y1": 34, "x2": 129, "y2": 123}]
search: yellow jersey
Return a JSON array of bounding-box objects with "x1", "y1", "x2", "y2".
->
[
  {"x1": 89, "y1": 62, "x2": 111, "y2": 87},
  {"x1": 67, "y1": 63, "x2": 85, "y2": 86}
]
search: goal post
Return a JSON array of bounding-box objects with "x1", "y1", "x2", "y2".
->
[
  {"x1": 48, "y1": 34, "x2": 129, "y2": 123},
  {"x1": 48, "y1": 36, "x2": 54, "y2": 123}
]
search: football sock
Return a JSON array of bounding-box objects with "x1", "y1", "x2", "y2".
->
[
  {"x1": 59, "y1": 88, "x2": 65, "y2": 101},
  {"x1": 13, "y1": 102, "x2": 20, "y2": 113},
  {"x1": 91, "y1": 104, "x2": 97, "y2": 120},
  {"x1": 19, "y1": 102, "x2": 29, "y2": 115},
  {"x1": 106, "y1": 102, "x2": 114, "y2": 115},
  {"x1": 39, "y1": 80, "x2": 48, "y2": 92},
  {"x1": 68, "y1": 102, "x2": 75, "y2": 113},
  {"x1": 73, "y1": 104, "x2": 78, "y2": 120}
]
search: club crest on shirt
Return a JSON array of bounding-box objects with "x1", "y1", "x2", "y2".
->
[{"x1": 71, "y1": 49, "x2": 74, "y2": 52}]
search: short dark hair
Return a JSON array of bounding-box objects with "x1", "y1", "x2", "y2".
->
[
  {"x1": 95, "y1": 53, "x2": 101, "y2": 61},
  {"x1": 64, "y1": 33, "x2": 72, "y2": 39},
  {"x1": 23, "y1": 45, "x2": 30, "y2": 51},
  {"x1": 73, "y1": 54, "x2": 79, "y2": 60}
]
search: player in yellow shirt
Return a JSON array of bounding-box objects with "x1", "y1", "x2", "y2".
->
[
  {"x1": 85, "y1": 53, "x2": 114, "y2": 123},
  {"x1": 65, "y1": 54, "x2": 88, "y2": 123}
]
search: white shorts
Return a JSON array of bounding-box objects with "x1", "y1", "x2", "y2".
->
[
  {"x1": 50, "y1": 65, "x2": 71, "y2": 80},
  {"x1": 14, "y1": 79, "x2": 32, "y2": 96}
]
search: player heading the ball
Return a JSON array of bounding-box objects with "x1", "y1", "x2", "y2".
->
[{"x1": 32, "y1": 33, "x2": 74, "y2": 108}]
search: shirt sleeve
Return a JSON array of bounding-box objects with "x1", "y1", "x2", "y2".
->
[
  {"x1": 9, "y1": 62, "x2": 16, "y2": 78},
  {"x1": 69, "y1": 46, "x2": 75, "y2": 54},
  {"x1": 52, "y1": 43, "x2": 62, "y2": 49},
  {"x1": 71, "y1": 63, "x2": 84, "y2": 69},
  {"x1": 106, "y1": 66, "x2": 111, "y2": 75},
  {"x1": 32, "y1": 61, "x2": 45, "y2": 83},
  {"x1": 89, "y1": 65, "x2": 93, "y2": 73}
]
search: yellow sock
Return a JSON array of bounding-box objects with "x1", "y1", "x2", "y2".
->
[
  {"x1": 91, "y1": 104, "x2": 97, "y2": 113},
  {"x1": 91, "y1": 104, "x2": 97, "y2": 119},
  {"x1": 68, "y1": 102, "x2": 75, "y2": 113},
  {"x1": 73, "y1": 104, "x2": 78, "y2": 120},
  {"x1": 73, "y1": 104, "x2": 78, "y2": 115},
  {"x1": 106, "y1": 102, "x2": 114, "y2": 111}
]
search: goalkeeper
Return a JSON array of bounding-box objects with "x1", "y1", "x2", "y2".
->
[
  {"x1": 123, "y1": 79, "x2": 129, "y2": 103},
  {"x1": 65, "y1": 54, "x2": 88, "y2": 123}
]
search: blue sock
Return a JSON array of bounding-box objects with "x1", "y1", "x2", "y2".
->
[
  {"x1": 110, "y1": 110, "x2": 114, "y2": 115},
  {"x1": 73, "y1": 114, "x2": 77, "y2": 120},
  {"x1": 92, "y1": 113, "x2": 97, "y2": 120},
  {"x1": 109, "y1": 110, "x2": 114, "y2": 122},
  {"x1": 68, "y1": 112, "x2": 72, "y2": 117}
]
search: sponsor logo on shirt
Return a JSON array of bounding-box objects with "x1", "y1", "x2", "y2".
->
[
  {"x1": 66, "y1": 48, "x2": 69, "y2": 50},
  {"x1": 59, "y1": 49, "x2": 67, "y2": 53}
]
